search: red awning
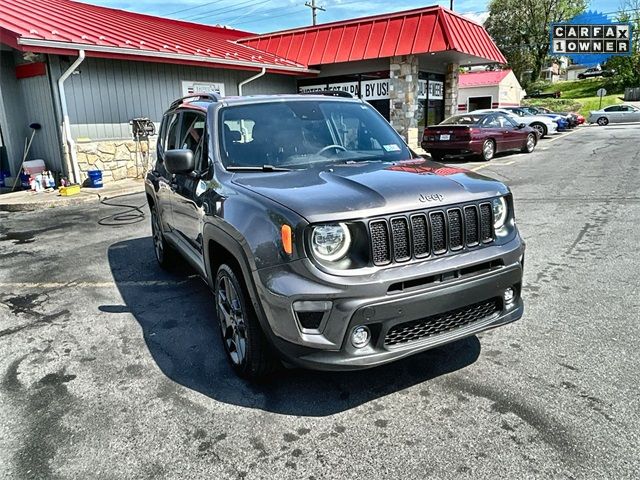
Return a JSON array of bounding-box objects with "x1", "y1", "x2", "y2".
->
[
  {"x1": 459, "y1": 70, "x2": 512, "y2": 87},
  {"x1": 238, "y1": 6, "x2": 507, "y2": 66},
  {"x1": 0, "y1": 0, "x2": 313, "y2": 73}
]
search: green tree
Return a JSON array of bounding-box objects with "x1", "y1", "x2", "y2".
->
[
  {"x1": 603, "y1": 0, "x2": 640, "y2": 91},
  {"x1": 485, "y1": 0, "x2": 588, "y2": 83}
]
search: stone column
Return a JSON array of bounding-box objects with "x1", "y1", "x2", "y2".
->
[
  {"x1": 389, "y1": 55, "x2": 420, "y2": 149},
  {"x1": 444, "y1": 63, "x2": 460, "y2": 118}
]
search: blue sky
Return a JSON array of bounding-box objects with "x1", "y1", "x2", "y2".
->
[{"x1": 84, "y1": 0, "x2": 623, "y2": 33}]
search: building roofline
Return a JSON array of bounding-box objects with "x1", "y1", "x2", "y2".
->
[{"x1": 14, "y1": 37, "x2": 318, "y2": 74}]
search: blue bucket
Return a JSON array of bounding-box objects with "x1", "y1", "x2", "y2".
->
[{"x1": 88, "y1": 169, "x2": 103, "y2": 188}]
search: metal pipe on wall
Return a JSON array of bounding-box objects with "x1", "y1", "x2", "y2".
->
[
  {"x1": 238, "y1": 67, "x2": 266, "y2": 96},
  {"x1": 57, "y1": 49, "x2": 85, "y2": 184}
]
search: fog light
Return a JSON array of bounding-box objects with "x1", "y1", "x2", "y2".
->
[
  {"x1": 504, "y1": 287, "x2": 516, "y2": 304},
  {"x1": 351, "y1": 326, "x2": 371, "y2": 348}
]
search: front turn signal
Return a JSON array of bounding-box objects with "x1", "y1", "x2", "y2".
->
[{"x1": 281, "y1": 224, "x2": 293, "y2": 255}]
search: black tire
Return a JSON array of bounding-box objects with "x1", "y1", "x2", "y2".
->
[
  {"x1": 480, "y1": 139, "x2": 495, "y2": 161},
  {"x1": 150, "y1": 204, "x2": 178, "y2": 269},
  {"x1": 521, "y1": 133, "x2": 537, "y2": 153},
  {"x1": 578, "y1": 74, "x2": 585, "y2": 80},
  {"x1": 429, "y1": 152, "x2": 444, "y2": 161},
  {"x1": 597, "y1": 116, "x2": 609, "y2": 126},
  {"x1": 530, "y1": 123, "x2": 547, "y2": 138},
  {"x1": 214, "y1": 264, "x2": 279, "y2": 379}
]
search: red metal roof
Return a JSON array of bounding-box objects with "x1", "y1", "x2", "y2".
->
[
  {"x1": 459, "y1": 70, "x2": 512, "y2": 87},
  {"x1": 239, "y1": 6, "x2": 507, "y2": 66},
  {"x1": 0, "y1": 0, "x2": 312, "y2": 73}
]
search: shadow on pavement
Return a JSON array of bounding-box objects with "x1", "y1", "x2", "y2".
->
[{"x1": 106, "y1": 237, "x2": 481, "y2": 417}]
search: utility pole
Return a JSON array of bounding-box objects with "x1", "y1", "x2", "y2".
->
[
  {"x1": 305, "y1": 0, "x2": 325, "y2": 25},
  {"x1": 450, "y1": 0, "x2": 454, "y2": 10}
]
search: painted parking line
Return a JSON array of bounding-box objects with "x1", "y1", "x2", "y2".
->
[
  {"x1": 544, "y1": 128, "x2": 583, "y2": 143},
  {"x1": 471, "y1": 160, "x2": 515, "y2": 172}
]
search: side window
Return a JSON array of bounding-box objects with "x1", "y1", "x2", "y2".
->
[
  {"x1": 165, "y1": 114, "x2": 180, "y2": 150},
  {"x1": 179, "y1": 111, "x2": 207, "y2": 172},
  {"x1": 481, "y1": 115, "x2": 501, "y2": 128},
  {"x1": 604, "y1": 106, "x2": 619, "y2": 112}
]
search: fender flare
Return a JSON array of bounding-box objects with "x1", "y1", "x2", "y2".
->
[{"x1": 202, "y1": 223, "x2": 274, "y2": 340}]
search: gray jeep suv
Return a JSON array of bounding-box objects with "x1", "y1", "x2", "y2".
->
[{"x1": 145, "y1": 92, "x2": 525, "y2": 379}]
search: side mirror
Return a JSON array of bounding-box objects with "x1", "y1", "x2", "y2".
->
[
  {"x1": 164, "y1": 149, "x2": 195, "y2": 175},
  {"x1": 518, "y1": 123, "x2": 526, "y2": 129}
]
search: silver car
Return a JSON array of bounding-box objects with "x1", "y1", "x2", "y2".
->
[{"x1": 588, "y1": 104, "x2": 640, "y2": 126}]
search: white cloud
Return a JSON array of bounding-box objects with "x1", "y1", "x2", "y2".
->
[{"x1": 461, "y1": 11, "x2": 489, "y2": 25}]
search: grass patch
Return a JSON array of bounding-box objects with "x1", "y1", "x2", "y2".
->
[
  {"x1": 523, "y1": 95, "x2": 623, "y2": 117},
  {"x1": 525, "y1": 78, "x2": 625, "y2": 116}
]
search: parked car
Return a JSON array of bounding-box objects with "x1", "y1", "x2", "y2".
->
[
  {"x1": 575, "y1": 113, "x2": 586, "y2": 125},
  {"x1": 587, "y1": 104, "x2": 640, "y2": 125},
  {"x1": 472, "y1": 108, "x2": 558, "y2": 138},
  {"x1": 503, "y1": 106, "x2": 569, "y2": 131},
  {"x1": 421, "y1": 112, "x2": 537, "y2": 161},
  {"x1": 146, "y1": 92, "x2": 525, "y2": 379},
  {"x1": 577, "y1": 67, "x2": 615, "y2": 80},
  {"x1": 523, "y1": 106, "x2": 577, "y2": 128}
]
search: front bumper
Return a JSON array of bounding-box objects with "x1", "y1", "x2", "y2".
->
[{"x1": 252, "y1": 236, "x2": 525, "y2": 370}]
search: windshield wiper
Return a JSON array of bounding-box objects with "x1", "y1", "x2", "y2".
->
[{"x1": 226, "y1": 165, "x2": 291, "y2": 172}]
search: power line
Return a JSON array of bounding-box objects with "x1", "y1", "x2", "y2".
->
[
  {"x1": 164, "y1": 1, "x2": 225, "y2": 16},
  {"x1": 179, "y1": 0, "x2": 270, "y2": 21}
]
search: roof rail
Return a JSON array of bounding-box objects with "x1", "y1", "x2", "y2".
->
[
  {"x1": 299, "y1": 90, "x2": 353, "y2": 98},
  {"x1": 169, "y1": 92, "x2": 222, "y2": 109}
]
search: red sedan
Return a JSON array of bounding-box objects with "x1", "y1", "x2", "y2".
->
[{"x1": 421, "y1": 112, "x2": 538, "y2": 161}]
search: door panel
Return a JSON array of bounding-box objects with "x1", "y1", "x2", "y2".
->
[
  {"x1": 156, "y1": 113, "x2": 180, "y2": 232},
  {"x1": 171, "y1": 111, "x2": 207, "y2": 254}
]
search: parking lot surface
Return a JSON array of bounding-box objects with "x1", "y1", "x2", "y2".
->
[{"x1": 1, "y1": 125, "x2": 639, "y2": 479}]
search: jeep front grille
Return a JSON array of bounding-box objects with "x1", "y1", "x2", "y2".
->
[
  {"x1": 384, "y1": 298, "x2": 501, "y2": 347},
  {"x1": 369, "y1": 202, "x2": 494, "y2": 266}
]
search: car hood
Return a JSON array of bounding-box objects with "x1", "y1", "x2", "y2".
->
[{"x1": 231, "y1": 159, "x2": 508, "y2": 223}]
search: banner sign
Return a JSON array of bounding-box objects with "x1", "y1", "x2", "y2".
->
[{"x1": 300, "y1": 78, "x2": 439, "y2": 102}]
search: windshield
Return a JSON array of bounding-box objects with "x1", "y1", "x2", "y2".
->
[
  {"x1": 218, "y1": 100, "x2": 412, "y2": 170},
  {"x1": 439, "y1": 114, "x2": 486, "y2": 125}
]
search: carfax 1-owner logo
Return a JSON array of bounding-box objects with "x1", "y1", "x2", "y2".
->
[{"x1": 550, "y1": 11, "x2": 633, "y2": 61}]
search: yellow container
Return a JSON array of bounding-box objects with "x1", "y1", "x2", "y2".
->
[{"x1": 59, "y1": 184, "x2": 81, "y2": 196}]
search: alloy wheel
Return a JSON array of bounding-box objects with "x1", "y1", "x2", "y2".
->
[
  {"x1": 216, "y1": 274, "x2": 247, "y2": 365},
  {"x1": 526, "y1": 134, "x2": 536, "y2": 152},
  {"x1": 597, "y1": 117, "x2": 609, "y2": 126},
  {"x1": 533, "y1": 124, "x2": 545, "y2": 137},
  {"x1": 483, "y1": 140, "x2": 495, "y2": 161}
]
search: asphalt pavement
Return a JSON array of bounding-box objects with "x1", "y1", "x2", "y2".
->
[{"x1": 1, "y1": 124, "x2": 639, "y2": 479}]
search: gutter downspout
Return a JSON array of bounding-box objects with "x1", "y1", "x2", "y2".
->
[
  {"x1": 57, "y1": 50, "x2": 85, "y2": 184},
  {"x1": 238, "y1": 67, "x2": 266, "y2": 96}
]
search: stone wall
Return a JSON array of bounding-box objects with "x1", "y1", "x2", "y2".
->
[
  {"x1": 389, "y1": 55, "x2": 420, "y2": 149},
  {"x1": 75, "y1": 138, "x2": 156, "y2": 184},
  {"x1": 444, "y1": 63, "x2": 460, "y2": 118}
]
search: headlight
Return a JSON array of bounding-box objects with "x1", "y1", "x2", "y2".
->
[
  {"x1": 492, "y1": 197, "x2": 508, "y2": 230},
  {"x1": 311, "y1": 223, "x2": 351, "y2": 262}
]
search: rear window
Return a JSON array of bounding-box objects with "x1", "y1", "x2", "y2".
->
[{"x1": 439, "y1": 115, "x2": 486, "y2": 125}]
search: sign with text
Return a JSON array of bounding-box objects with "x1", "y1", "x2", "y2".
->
[
  {"x1": 360, "y1": 79, "x2": 389, "y2": 100},
  {"x1": 551, "y1": 23, "x2": 632, "y2": 55},
  {"x1": 181, "y1": 81, "x2": 225, "y2": 96}
]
